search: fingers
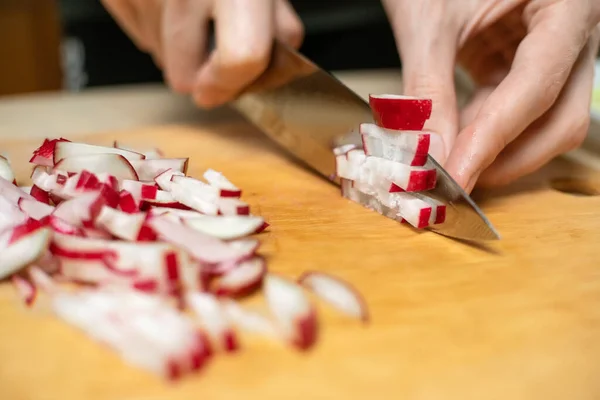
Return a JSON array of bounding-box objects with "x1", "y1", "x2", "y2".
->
[
  {"x1": 131, "y1": 0, "x2": 164, "y2": 62},
  {"x1": 383, "y1": 1, "x2": 461, "y2": 163},
  {"x1": 193, "y1": 0, "x2": 276, "y2": 108},
  {"x1": 101, "y1": 0, "x2": 149, "y2": 51},
  {"x1": 445, "y1": 3, "x2": 591, "y2": 191},
  {"x1": 477, "y1": 30, "x2": 600, "y2": 187},
  {"x1": 162, "y1": 0, "x2": 210, "y2": 94},
  {"x1": 275, "y1": 0, "x2": 304, "y2": 49}
]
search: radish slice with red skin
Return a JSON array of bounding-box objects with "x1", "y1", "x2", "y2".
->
[
  {"x1": 202, "y1": 169, "x2": 242, "y2": 198},
  {"x1": 148, "y1": 216, "x2": 259, "y2": 265},
  {"x1": 340, "y1": 179, "x2": 402, "y2": 223},
  {"x1": 369, "y1": 94, "x2": 432, "y2": 131},
  {"x1": 217, "y1": 198, "x2": 250, "y2": 216},
  {"x1": 29, "y1": 138, "x2": 70, "y2": 166},
  {"x1": 211, "y1": 257, "x2": 266, "y2": 297},
  {"x1": 121, "y1": 180, "x2": 158, "y2": 200},
  {"x1": 12, "y1": 275, "x2": 36, "y2": 306},
  {"x1": 154, "y1": 168, "x2": 184, "y2": 191},
  {"x1": 30, "y1": 185, "x2": 51, "y2": 204},
  {"x1": 113, "y1": 141, "x2": 163, "y2": 159},
  {"x1": 47, "y1": 215, "x2": 84, "y2": 236},
  {"x1": 0, "y1": 227, "x2": 51, "y2": 280},
  {"x1": 221, "y1": 300, "x2": 279, "y2": 338},
  {"x1": 263, "y1": 274, "x2": 318, "y2": 350},
  {"x1": 185, "y1": 292, "x2": 239, "y2": 352},
  {"x1": 0, "y1": 196, "x2": 28, "y2": 231},
  {"x1": 298, "y1": 271, "x2": 369, "y2": 322},
  {"x1": 18, "y1": 197, "x2": 54, "y2": 220},
  {"x1": 94, "y1": 206, "x2": 147, "y2": 241},
  {"x1": 0, "y1": 155, "x2": 16, "y2": 184},
  {"x1": 53, "y1": 141, "x2": 145, "y2": 164},
  {"x1": 54, "y1": 154, "x2": 139, "y2": 181},
  {"x1": 169, "y1": 181, "x2": 219, "y2": 215},
  {"x1": 0, "y1": 176, "x2": 37, "y2": 204},
  {"x1": 81, "y1": 227, "x2": 115, "y2": 240},
  {"x1": 183, "y1": 215, "x2": 266, "y2": 240},
  {"x1": 52, "y1": 191, "x2": 111, "y2": 228},
  {"x1": 129, "y1": 158, "x2": 189, "y2": 181},
  {"x1": 19, "y1": 186, "x2": 32, "y2": 194},
  {"x1": 359, "y1": 123, "x2": 430, "y2": 155}
]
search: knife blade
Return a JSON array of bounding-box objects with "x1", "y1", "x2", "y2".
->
[{"x1": 229, "y1": 41, "x2": 500, "y2": 241}]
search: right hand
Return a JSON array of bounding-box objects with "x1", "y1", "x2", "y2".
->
[{"x1": 101, "y1": 0, "x2": 304, "y2": 108}]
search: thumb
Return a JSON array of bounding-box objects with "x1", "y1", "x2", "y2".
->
[{"x1": 384, "y1": 2, "x2": 461, "y2": 164}]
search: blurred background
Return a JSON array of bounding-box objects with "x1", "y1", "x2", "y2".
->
[{"x1": 0, "y1": 0, "x2": 401, "y2": 97}]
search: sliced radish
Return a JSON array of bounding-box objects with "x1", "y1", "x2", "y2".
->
[
  {"x1": 19, "y1": 186, "x2": 32, "y2": 194},
  {"x1": 118, "y1": 190, "x2": 140, "y2": 213},
  {"x1": 54, "y1": 154, "x2": 139, "y2": 181},
  {"x1": 52, "y1": 191, "x2": 112, "y2": 228},
  {"x1": 185, "y1": 292, "x2": 239, "y2": 352},
  {"x1": 413, "y1": 193, "x2": 446, "y2": 225},
  {"x1": 263, "y1": 274, "x2": 318, "y2": 350},
  {"x1": 211, "y1": 257, "x2": 266, "y2": 297},
  {"x1": 154, "y1": 168, "x2": 184, "y2": 191},
  {"x1": 299, "y1": 271, "x2": 369, "y2": 322},
  {"x1": 148, "y1": 216, "x2": 259, "y2": 265},
  {"x1": 54, "y1": 141, "x2": 145, "y2": 164},
  {"x1": 0, "y1": 176, "x2": 36, "y2": 204},
  {"x1": 129, "y1": 159, "x2": 189, "y2": 181},
  {"x1": 12, "y1": 275, "x2": 36, "y2": 306},
  {"x1": 169, "y1": 181, "x2": 219, "y2": 215},
  {"x1": 369, "y1": 94, "x2": 432, "y2": 131},
  {"x1": 121, "y1": 180, "x2": 158, "y2": 200},
  {"x1": 340, "y1": 178, "x2": 402, "y2": 223},
  {"x1": 18, "y1": 198, "x2": 54, "y2": 220},
  {"x1": 221, "y1": 300, "x2": 279, "y2": 338},
  {"x1": 360, "y1": 123, "x2": 429, "y2": 166},
  {"x1": 30, "y1": 185, "x2": 50, "y2": 204},
  {"x1": 29, "y1": 138, "x2": 70, "y2": 167},
  {"x1": 217, "y1": 198, "x2": 250, "y2": 216},
  {"x1": 0, "y1": 155, "x2": 16, "y2": 184},
  {"x1": 183, "y1": 215, "x2": 266, "y2": 240},
  {"x1": 113, "y1": 141, "x2": 163, "y2": 159},
  {"x1": 0, "y1": 196, "x2": 28, "y2": 231},
  {"x1": 377, "y1": 191, "x2": 433, "y2": 229},
  {"x1": 203, "y1": 169, "x2": 241, "y2": 198},
  {"x1": 94, "y1": 206, "x2": 147, "y2": 241},
  {"x1": 0, "y1": 226, "x2": 51, "y2": 280},
  {"x1": 47, "y1": 215, "x2": 84, "y2": 236}
]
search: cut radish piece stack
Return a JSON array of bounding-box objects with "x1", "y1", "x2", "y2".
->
[
  {"x1": 335, "y1": 94, "x2": 447, "y2": 229},
  {"x1": 1, "y1": 137, "x2": 369, "y2": 381}
]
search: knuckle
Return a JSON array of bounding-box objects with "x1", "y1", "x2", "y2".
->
[{"x1": 219, "y1": 45, "x2": 271, "y2": 80}]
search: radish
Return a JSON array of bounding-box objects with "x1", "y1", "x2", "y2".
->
[
  {"x1": 54, "y1": 154, "x2": 139, "y2": 181},
  {"x1": 118, "y1": 190, "x2": 140, "y2": 213},
  {"x1": 148, "y1": 216, "x2": 259, "y2": 265},
  {"x1": 154, "y1": 168, "x2": 184, "y2": 191},
  {"x1": 369, "y1": 94, "x2": 432, "y2": 130},
  {"x1": 413, "y1": 193, "x2": 446, "y2": 224},
  {"x1": 29, "y1": 138, "x2": 70, "y2": 167},
  {"x1": 183, "y1": 215, "x2": 267, "y2": 240},
  {"x1": 298, "y1": 272, "x2": 369, "y2": 322},
  {"x1": 113, "y1": 141, "x2": 163, "y2": 159},
  {"x1": 221, "y1": 300, "x2": 279, "y2": 338},
  {"x1": 203, "y1": 169, "x2": 242, "y2": 198},
  {"x1": 211, "y1": 257, "x2": 266, "y2": 297},
  {"x1": 0, "y1": 176, "x2": 37, "y2": 204},
  {"x1": 54, "y1": 141, "x2": 145, "y2": 164},
  {"x1": 52, "y1": 191, "x2": 114, "y2": 228},
  {"x1": 217, "y1": 198, "x2": 250, "y2": 216},
  {"x1": 169, "y1": 181, "x2": 219, "y2": 215},
  {"x1": 360, "y1": 123, "x2": 430, "y2": 166},
  {"x1": 94, "y1": 206, "x2": 148, "y2": 241},
  {"x1": 263, "y1": 274, "x2": 318, "y2": 350},
  {"x1": 0, "y1": 226, "x2": 51, "y2": 279},
  {"x1": 185, "y1": 292, "x2": 239, "y2": 352},
  {"x1": 0, "y1": 196, "x2": 28, "y2": 231},
  {"x1": 121, "y1": 180, "x2": 158, "y2": 200},
  {"x1": 12, "y1": 275, "x2": 36, "y2": 306},
  {"x1": 0, "y1": 155, "x2": 16, "y2": 184},
  {"x1": 30, "y1": 185, "x2": 50, "y2": 204},
  {"x1": 129, "y1": 159, "x2": 189, "y2": 181},
  {"x1": 18, "y1": 197, "x2": 54, "y2": 220}
]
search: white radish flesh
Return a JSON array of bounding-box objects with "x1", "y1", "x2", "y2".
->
[
  {"x1": 183, "y1": 215, "x2": 267, "y2": 240},
  {"x1": 203, "y1": 169, "x2": 241, "y2": 198},
  {"x1": 0, "y1": 227, "x2": 51, "y2": 280},
  {"x1": 54, "y1": 154, "x2": 139, "y2": 181},
  {"x1": 211, "y1": 257, "x2": 266, "y2": 297},
  {"x1": 299, "y1": 272, "x2": 369, "y2": 322},
  {"x1": 54, "y1": 142, "x2": 145, "y2": 164},
  {"x1": 129, "y1": 159, "x2": 188, "y2": 181},
  {"x1": 186, "y1": 292, "x2": 239, "y2": 352}
]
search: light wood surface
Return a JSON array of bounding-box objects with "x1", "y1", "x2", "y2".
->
[{"x1": 1, "y1": 72, "x2": 600, "y2": 400}]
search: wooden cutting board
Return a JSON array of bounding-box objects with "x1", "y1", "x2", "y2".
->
[{"x1": 1, "y1": 117, "x2": 600, "y2": 400}]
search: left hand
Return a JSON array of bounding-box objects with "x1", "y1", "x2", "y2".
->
[{"x1": 383, "y1": 0, "x2": 600, "y2": 192}]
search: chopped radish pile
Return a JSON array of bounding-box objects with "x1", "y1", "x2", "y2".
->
[
  {"x1": 335, "y1": 95, "x2": 447, "y2": 230},
  {"x1": 1, "y1": 137, "x2": 369, "y2": 381}
]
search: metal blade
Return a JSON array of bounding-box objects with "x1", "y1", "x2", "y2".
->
[{"x1": 231, "y1": 41, "x2": 500, "y2": 241}]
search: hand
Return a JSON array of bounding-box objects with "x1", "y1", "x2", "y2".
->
[
  {"x1": 101, "y1": 0, "x2": 304, "y2": 108},
  {"x1": 382, "y1": 0, "x2": 600, "y2": 192}
]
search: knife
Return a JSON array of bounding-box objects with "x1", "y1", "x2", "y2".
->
[{"x1": 228, "y1": 41, "x2": 500, "y2": 241}]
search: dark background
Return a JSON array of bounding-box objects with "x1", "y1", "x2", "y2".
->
[{"x1": 57, "y1": 0, "x2": 402, "y2": 88}]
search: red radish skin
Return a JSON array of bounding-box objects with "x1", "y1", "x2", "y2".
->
[
  {"x1": 30, "y1": 185, "x2": 51, "y2": 204},
  {"x1": 221, "y1": 300, "x2": 279, "y2": 338},
  {"x1": 369, "y1": 94, "x2": 432, "y2": 131},
  {"x1": 299, "y1": 271, "x2": 369, "y2": 322},
  {"x1": 29, "y1": 138, "x2": 70, "y2": 167},
  {"x1": 203, "y1": 169, "x2": 242, "y2": 198},
  {"x1": 155, "y1": 169, "x2": 185, "y2": 192},
  {"x1": 263, "y1": 274, "x2": 318, "y2": 350},
  {"x1": 118, "y1": 190, "x2": 140, "y2": 213}
]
